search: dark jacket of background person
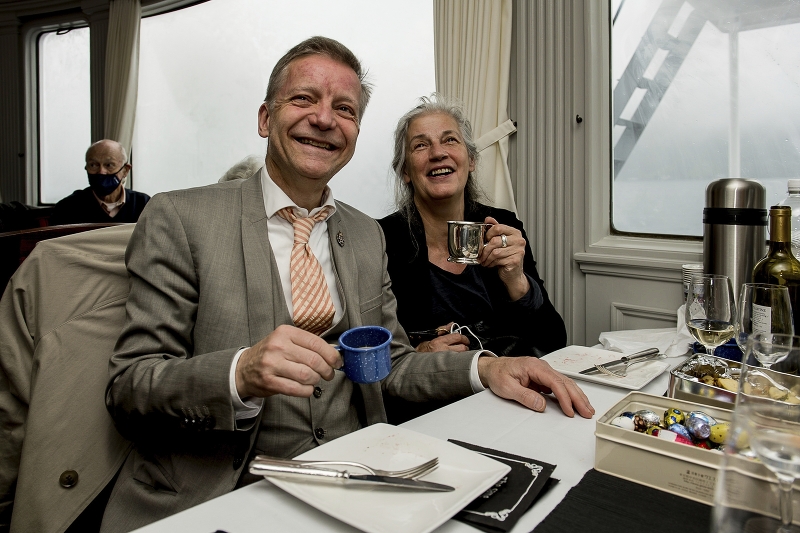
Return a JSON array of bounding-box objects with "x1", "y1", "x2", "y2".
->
[
  {"x1": 379, "y1": 202, "x2": 567, "y2": 423},
  {"x1": 51, "y1": 187, "x2": 150, "y2": 225}
]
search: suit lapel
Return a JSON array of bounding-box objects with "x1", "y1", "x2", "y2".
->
[
  {"x1": 327, "y1": 204, "x2": 387, "y2": 425},
  {"x1": 240, "y1": 176, "x2": 291, "y2": 345},
  {"x1": 327, "y1": 205, "x2": 359, "y2": 327}
]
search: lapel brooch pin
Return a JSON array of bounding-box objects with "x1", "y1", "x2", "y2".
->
[{"x1": 336, "y1": 231, "x2": 345, "y2": 247}]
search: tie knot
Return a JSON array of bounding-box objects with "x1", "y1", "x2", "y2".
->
[{"x1": 277, "y1": 206, "x2": 332, "y2": 244}]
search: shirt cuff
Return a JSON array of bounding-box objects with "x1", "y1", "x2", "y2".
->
[
  {"x1": 469, "y1": 350, "x2": 497, "y2": 393},
  {"x1": 230, "y1": 347, "x2": 264, "y2": 421}
]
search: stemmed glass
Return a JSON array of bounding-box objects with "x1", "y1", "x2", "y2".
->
[
  {"x1": 737, "y1": 283, "x2": 795, "y2": 368},
  {"x1": 685, "y1": 273, "x2": 737, "y2": 356},
  {"x1": 713, "y1": 333, "x2": 800, "y2": 533}
]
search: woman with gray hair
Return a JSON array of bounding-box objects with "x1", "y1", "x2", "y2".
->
[{"x1": 378, "y1": 95, "x2": 566, "y2": 423}]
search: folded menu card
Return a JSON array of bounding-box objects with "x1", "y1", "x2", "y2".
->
[{"x1": 449, "y1": 440, "x2": 557, "y2": 533}]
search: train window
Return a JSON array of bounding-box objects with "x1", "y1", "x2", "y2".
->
[
  {"x1": 611, "y1": 0, "x2": 800, "y2": 237},
  {"x1": 38, "y1": 27, "x2": 91, "y2": 204},
  {"x1": 133, "y1": 0, "x2": 435, "y2": 218}
]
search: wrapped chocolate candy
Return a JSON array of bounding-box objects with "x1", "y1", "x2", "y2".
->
[
  {"x1": 633, "y1": 410, "x2": 662, "y2": 432},
  {"x1": 668, "y1": 423, "x2": 692, "y2": 441},
  {"x1": 664, "y1": 408, "x2": 685, "y2": 426},
  {"x1": 610, "y1": 416, "x2": 635, "y2": 430},
  {"x1": 709, "y1": 422, "x2": 730, "y2": 444},
  {"x1": 656, "y1": 429, "x2": 693, "y2": 446},
  {"x1": 685, "y1": 411, "x2": 713, "y2": 440}
]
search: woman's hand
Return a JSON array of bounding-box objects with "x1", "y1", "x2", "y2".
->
[
  {"x1": 480, "y1": 216, "x2": 530, "y2": 301},
  {"x1": 416, "y1": 323, "x2": 471, "y2": 352}
]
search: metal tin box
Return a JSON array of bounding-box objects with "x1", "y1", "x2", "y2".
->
[
  {"x1": 668, "y1": 353, "x2": 800, "y2": 410},
  {"x1": 595, "y1": 392, "x2": 731, "y2": 504},
  {"x1": 668, "y1": 354, "x2": 740, "y2": 409},
  {"x1": 596, "y1": 392, "x2": 799, "y2": 517}
]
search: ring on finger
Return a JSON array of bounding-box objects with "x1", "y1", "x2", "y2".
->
[{"x1": 500, "y1": 234, "x2": 508, "y2": 248}]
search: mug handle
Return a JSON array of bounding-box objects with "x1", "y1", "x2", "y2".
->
[{"x1": 330, "y1": 344, "x2": 344, "y2": 370}]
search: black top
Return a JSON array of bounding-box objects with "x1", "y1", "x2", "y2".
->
[
  {"x1": 378, "y1": 202, "x2": 567, "y2": 423},
  {"x1": 51, "y1": 187, "x2": 150, "y2": 225},
  {"x1": 427, "y1": 263, "x2": 544, "y2": 352}
]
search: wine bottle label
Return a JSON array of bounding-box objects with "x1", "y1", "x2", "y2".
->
[{"x1": 751, "y1": 303, "x2": 772, "y2": 335}]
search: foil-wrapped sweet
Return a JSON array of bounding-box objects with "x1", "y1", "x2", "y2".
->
[
  {"x1": 685, "y1": 412, "x2": 712, "y2": 440},
  {"x1": 611, "y1": 405, "x2": 729, "y2": 452},
  {"x1": 709, "y1": 422, "x2": 730, "y2": 444},
  {"x1": 633, "y1": 410, "x2": 661, "y2": 432},
  {"x1": 664, "y1": 408, "x2": 685, "y2": 426},
  {"x1": 672, "y1": 355, "x2": 739, "y2": 392},
  {"x1": 668, "y1": 423, "x2": 692, "y2": 440},
  {"x1": 610, "y1": 416, "x2": 635, "y2": 430}
]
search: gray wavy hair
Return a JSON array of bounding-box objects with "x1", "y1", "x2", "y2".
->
[
  {"x1": 218, "y1": 155, "x2": 264, "y2": 183},
  {"x1": 265, "y1": 36, "x2": 373, "y2": 122},
  {"x1": 391, "y1": 94, "x2": 482, "y2": 220}
]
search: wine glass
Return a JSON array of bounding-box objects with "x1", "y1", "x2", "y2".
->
[
  {"x1": 685, "y1": 273, "x2": 737, "y2": 356},
  {"x1": 713, "y1": 333, "x2": 800, "y2": 533},
  {"x1": 737, "y1": 283, "x2": 795, "y2": 367}
]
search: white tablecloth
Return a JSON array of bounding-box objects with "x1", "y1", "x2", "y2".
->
[{"x1": 131, "y1": 355, "x2": 686, "y2": 533}]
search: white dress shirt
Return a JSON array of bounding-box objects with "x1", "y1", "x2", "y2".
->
[
  {"x1": 229, "y1": 167, "x2": 486, "y2": 421},
  {"x1": 93, "y1": 187, "x2": 126, "y2": 218}
]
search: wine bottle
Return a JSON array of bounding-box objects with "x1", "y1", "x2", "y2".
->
[{"x1": 752, "y1": 205, "x2": 800, "y2": 335}]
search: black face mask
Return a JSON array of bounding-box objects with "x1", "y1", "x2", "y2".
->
[{"x1": 87, "y1": 166, "x2": 125, "y2": 197}]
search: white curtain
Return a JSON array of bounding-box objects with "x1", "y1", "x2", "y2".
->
[
  {"x1": 104, "y1": 0, "x2": 141, "y2": 155},
  {"x1": 434, "y1": 0, "x2": 517, "y2": 212}
]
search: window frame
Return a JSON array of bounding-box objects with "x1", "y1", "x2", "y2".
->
[
  {"x1": 576, "y1": 0, "x2": 703, "y2": 271},
  {"x1": 34, "y1": 23, "x2": 93, "y2": 205},
  {"x1": 23, "y1": 15, "x2": 89, "y2": 206},
  {"x1": 22, "y1": 0, "x2": 203, "y2": 206}
]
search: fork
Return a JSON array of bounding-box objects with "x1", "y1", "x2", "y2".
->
[
  {"x1": 593, "y1": 354, "x2": 661, "y2": 377},
  {"x1": 252, "y1": 455, "x2": 439, "y2": 479}
]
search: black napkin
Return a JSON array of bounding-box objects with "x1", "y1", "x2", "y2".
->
[
  {"x1": 532, "y1": 469, "x2": 711, "y2": 533},
  {"x1": 449, "y1": 440, "x2": 557, "y2": 533}
]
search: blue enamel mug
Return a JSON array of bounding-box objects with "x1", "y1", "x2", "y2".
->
[{"x1": 335, "y1": 326, "x2": 392, "y2": 383}]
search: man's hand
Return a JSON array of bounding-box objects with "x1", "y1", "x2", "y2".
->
[
  {"x1": 235, "y1": 324, "x2": 342, "y2": 399},
  {"x1": 478, "y1": 356, "x2": 595, "y2": 418}
]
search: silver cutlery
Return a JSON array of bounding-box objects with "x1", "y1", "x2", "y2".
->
[
  {"x1": 578, "y1": 347, "x2": 660, "y2": 376},
  {"x1": 591, "y1": 356, "x2": 659, "y2": 377},
  {"x1": 248, "y1": 461, "x2": 454, "y2": 492},
  {"x1": 252, "y1": 455, "x2": 439, "y2": 479}
]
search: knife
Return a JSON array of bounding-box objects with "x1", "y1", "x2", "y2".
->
[
  {"x1": 248, "y1": 461, "x2": 455, "y2": 492},
  {"x1": 578, "y1": 347, "x2": 660, "y2": 375}
]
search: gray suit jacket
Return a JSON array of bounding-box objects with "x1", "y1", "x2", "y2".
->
[{"x1": 101, "y1": 176, "x2": 476, "y2": 532}]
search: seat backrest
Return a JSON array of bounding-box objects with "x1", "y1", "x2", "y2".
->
[
  {"x1": 0, "y1": 223, "x2": 124, "y2": 293},
  {"x1": 0, "y1": 224, "x2": 135, "y2": 533},
  {"x1": 0, "y1": 202, "x2": 53, "y2": 232}
]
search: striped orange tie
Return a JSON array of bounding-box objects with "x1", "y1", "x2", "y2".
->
[{"x1": 277, "y1": 206, "x2": 335, "y2": 335}]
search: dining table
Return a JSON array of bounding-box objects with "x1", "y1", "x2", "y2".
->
[{"x1": 131, "y1": 354, "x2": 689, "y2": 533}]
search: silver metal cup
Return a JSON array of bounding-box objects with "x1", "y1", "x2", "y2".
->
[{"x1": 447, "y1": 221, "x2": 491, "y2": 264}]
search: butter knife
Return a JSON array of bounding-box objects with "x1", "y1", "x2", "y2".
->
[
  {"x1": 248, "y1": 461, "x2": 455, "y2": 492},
  {"x1": 578, "y1": 347, "x2": 660, "y2": 375}
]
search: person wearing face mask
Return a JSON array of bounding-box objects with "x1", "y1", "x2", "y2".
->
[{"x1": 51, "y1": 139, "x2": 150, "y2": 225}]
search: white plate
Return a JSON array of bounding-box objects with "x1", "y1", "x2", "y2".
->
[
  {"x1": 542, "y1": 345, "x2": 671, "y2": 390},
  {"x1": 264, "y1": 423, "x2": 510, "y2": 533}
]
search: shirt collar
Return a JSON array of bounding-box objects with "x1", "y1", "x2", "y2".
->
[
  {"x1": 93, "y1": 188, "x2": 126, "y2": 212},
  {"x1": 260, "y1": 166, "x2": 336, "y2": 220}
]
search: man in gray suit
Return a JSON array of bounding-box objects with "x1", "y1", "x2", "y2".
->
[{"x1": 101, "y1": 36, "x2": 593, "y2": 532}]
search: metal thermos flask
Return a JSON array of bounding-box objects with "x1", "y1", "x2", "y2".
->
[{"x1": 703, "y1": 178, "x2": 767, "y2": 302}]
